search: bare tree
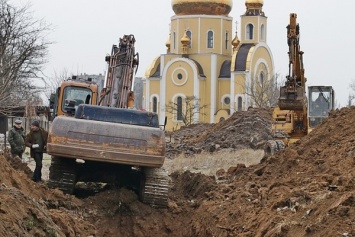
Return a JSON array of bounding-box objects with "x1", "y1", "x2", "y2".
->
[
  {"x1": 244, "y1": 72, "x2": 281, "y2": 108},
  {"x1": 0, "y1": 0, "x2": 51, "y2": 114},
  {"x1": 165, "y1": 96, "x2": 207, "y2": 126},
  {"x1": 43, "y1": 68, "x2": 72, "y2": 100},
  {"x1": 348, "y1": 79, "x2": 355, "y2": 107}
]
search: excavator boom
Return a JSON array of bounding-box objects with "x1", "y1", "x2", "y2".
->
[
  {"x1": 279, "y1": 13, "x2": 306, "y2": 111},
  {"x1": 100, "y1": 34, "x2": 138, "y2": 108}
]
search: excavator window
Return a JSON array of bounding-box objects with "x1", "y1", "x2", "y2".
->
[
  {"x1": 309, "y1": 91, "x2": 330, "y2": 117},
  {"x1": 62, "y1": 86, "x2": 92, "y2": 113}
]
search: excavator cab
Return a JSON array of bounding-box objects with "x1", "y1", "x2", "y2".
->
[
  {"x1": 49, "y1": 77, "x2": 98, "y2": 120},
  {"x1": 308, "y1": 86, "x2": 334, "y2": 129}
]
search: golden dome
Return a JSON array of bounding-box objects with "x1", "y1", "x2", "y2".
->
[
  {"x1": 245, "y1": 0, "x2": 263, "y2": 3},
  {"x1": 231, "y1": 33, "x2": 240, "y2": 50},
  {"x1": 165, "y1": 36, "x2": 171, "y2": 48},
  {"x1": 166, "y1": 35, "x2": 171, "y2": 53},
  {"x1": 245, "y1": 0, "x2": 263, "y2": 9},
  {"x1": 180, "y1": 31, "x2": 190, "y2": 46},
  {"x1": 172, "y1": 0, "x2": 233, "y2": 16}
]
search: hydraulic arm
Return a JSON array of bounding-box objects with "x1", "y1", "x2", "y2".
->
[
  {"x1": 99, "y1": 34, "x2": 139, "y2": 108},
  {"x1": 279, "y1": 13, "x2": 306, "y2": 111}
]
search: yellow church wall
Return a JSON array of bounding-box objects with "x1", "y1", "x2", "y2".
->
[
  {"x1": 248, "y1": 46, "x2": 274, "y2": 79},
  {"x1": 148, "y1": 80, "x2": 160, "y2": 112},
  {"x1": 198, "y1": 78, "x2": 208, "y2": 123},
  {"x1": 217, "y1": 79, "x2": 231, "y2": 110},
  {"x1": 170, "y1": 16, "x2": 232, "y2": 56},
  {"x1": 240, "y1": 17, "x2": 267, "y2": 44},
  {"x1": 215, "y1": 109, "x2": 229, "y2": 123},
  {"x1": 233, "y1": 74, "x2": 246, "y2": 95},
  {"x1": 164, "y1": 63, "x2": 195, "y2": 97}
]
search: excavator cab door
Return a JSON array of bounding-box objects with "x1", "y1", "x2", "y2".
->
[{"x1": 308, "y1": 86, "x2": 334, "y2": 129}]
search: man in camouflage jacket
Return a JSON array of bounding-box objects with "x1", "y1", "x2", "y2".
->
[{"x1": 8, "y1": 119, "x2": 26, "y2": 158}]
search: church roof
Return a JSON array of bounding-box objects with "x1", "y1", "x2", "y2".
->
[
  {"x1": 172, "y1": 0, "x2": 233, "y2": 16},
  {"x1": 190, "y1": 58, "x2": 206, "y2": 77},
  {"x1": 219, "y1": 60, "x2": 231, "y2": 78},
  {"x1": 152, "y1": 64, "x2": 160, "y2": 77},
  {"x1": 148, "y1": 58, "x2": 205, "y2": 78},
  {"x1": 234, "y1": 43, "x2": 254, "y2": 71}
]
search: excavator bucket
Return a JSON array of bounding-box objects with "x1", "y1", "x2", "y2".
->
[
  {"x1": 279, "y1": 85, "x2": 305, "y2": 111},
  {"x1": 47, "y1": 105, "x2": 165, "y2": 168}
]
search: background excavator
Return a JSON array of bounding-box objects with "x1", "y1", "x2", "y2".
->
[
  {"x1": 265, "y1": 13, "x2": 334, "y2": 156},
  {"x1": 47, "y1": 35, "x2": 170, "y2": 206}
]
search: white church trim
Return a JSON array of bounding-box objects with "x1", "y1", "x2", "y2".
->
[{"x1": 210, "y1": 54, "x2": 217, "y2": 122}]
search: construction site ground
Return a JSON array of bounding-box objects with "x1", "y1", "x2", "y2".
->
[{"x1": 0, "y1": 107, "x2": 354, "y2": 237}]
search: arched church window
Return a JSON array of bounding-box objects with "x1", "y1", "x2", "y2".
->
[
  {"x1": 177, "y1": 96, "x2": 183, "y2": 120},
  {"x1": 173, "y1": 32, "x2": 176, "y2": 49},
  {"x1": 246, "y1": 24, "x2": 254, "y2": 40},
  {"x1": 207, "y1": 30, "x2": 214, "y2": 48},
  {"x1": 186, "y1": 30, "x2": 192, "y2": 48},
  {"x1": 260, "y1": 24, "x2": 265, "y2": 41},
  {"x1": 259, "y1": 71, "x2": 265, "y2": 85},
  {"x1": 225, "y1": 32, "x2": 229, "y2": 50},
  {"x1": 152, "y1": 96, "x2": 157, "y2": 113},
  {"x1": 238, "y1": 97, "x2": 243, "y2": 111}
]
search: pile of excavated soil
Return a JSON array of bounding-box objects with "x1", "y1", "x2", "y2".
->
[
  {"x1": 0, "y1": 151, "x2": 96, "y2": 236},
  {"x1": 166, "y1": 108, "x2": 274, "y2": 158},
  {"x1": 0, "y1": 106, "x2": 354, "y2": 237},
  {"x1": 80, "y1": 106, "x2": 355, "y2": 236}
]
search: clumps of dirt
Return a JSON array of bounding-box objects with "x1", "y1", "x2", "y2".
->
[
  {"x1": 0, "y1": 151, "x2": 96, "y2": 237},
  {"x1": 78, "y1": 170, "x2": 219, "y2": 237},
  {"x1": 1, "y1": 106, "x2": 355, "y2": 237},
  {"x1": 166, "y1": 106, "x2": 355, "y2": 237},
  {"x1": 69, "y1": 106, "x2": 355, "y2": 236},
  {"x1": 166, "y1": 108, "x2": 274, "y2": 158},
  {"x1": 3, "y1": 149, "x2": 32, "y2": 179},
  {"x1": 170, "y1": 171, "x2": 217, "y2": 200}
]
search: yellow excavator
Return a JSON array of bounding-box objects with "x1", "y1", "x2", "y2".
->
[
  {"x1": 47, "y1": 35, "x2": 170, "y2": 206},
  {"x1": 265, "y1": 13, "x2": 334, "y2": 155}
]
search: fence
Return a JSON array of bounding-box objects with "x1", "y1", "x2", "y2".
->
[{"x1": 0, "y1": 116, "x2": 50, "y2": 150}]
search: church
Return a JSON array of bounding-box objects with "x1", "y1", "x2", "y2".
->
[{"x1": 143, "y1": 0, "x2": 274, "y2": 131}]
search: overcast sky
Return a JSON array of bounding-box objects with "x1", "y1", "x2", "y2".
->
[{"x1": 14, "y1": 0, "x2": 355, "y2": 107}]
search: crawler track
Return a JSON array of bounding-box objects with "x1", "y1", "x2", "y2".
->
[
  {"x1": 48, "y1": 156, "x2": 77, "y2": 194},
  {"x1": 140, "y1": 168, "x2": 170, "y2": 207}
]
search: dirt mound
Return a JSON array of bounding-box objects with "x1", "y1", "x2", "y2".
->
[
  {"x1": 88, "y1": 106, "x2": 354, "y2": 237},
  {"x1": 166, "y1": 108, "x2": 274, "y2": 158},
  {"x1": 163, "y1": 106, "x2": 355, "y2": 236},
  {"x1": 1, "y1": 107, "x2": 355, "y2": 236},
  {"x1": 0, "y1": 152, "x2": 96, "y2": 237}
]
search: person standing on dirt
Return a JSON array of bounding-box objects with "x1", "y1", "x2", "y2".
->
[
  {"x1": 25, "y1": 120, "x2": 48, "y2": 182},
  {"x1": 8, "y1": 119, "x2": 26, "y2": 159}
]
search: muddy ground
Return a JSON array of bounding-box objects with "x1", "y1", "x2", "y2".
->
[{"x1": 0, "y1": 107, "x2": 354, "y2": 236}]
